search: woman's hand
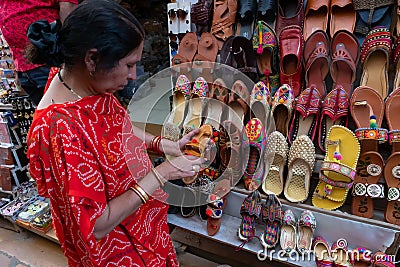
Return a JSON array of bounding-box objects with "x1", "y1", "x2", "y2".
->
[
  {"x1": 161, "y1": 128, "x2": 200, "y2": 157},
  {"x1": 155, "y1": 154, "x2": 206, "y2": 181}
]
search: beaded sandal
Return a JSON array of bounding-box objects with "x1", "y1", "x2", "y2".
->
[
  {"x1": 312, "y1": 125, "x2": 360, "y2": 210},
  {"x1": 350, "y1": 86, "x2": 386, "y2": 218}
]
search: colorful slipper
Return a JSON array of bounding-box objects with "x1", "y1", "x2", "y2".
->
[
  {"x1": 312, "y1": 125, "x2": 360, "y2": 210},
  {"x1": 242, "y1": 118, "x2": 266, "y2": 191},
  {"x1": 312, "y1": 236, "x2": 333, "y2": 267},
  {"x1": 296, "y1": 210, "x2": 316, "y2": 254},
  {"x1": 252, "y1": 21, "x2": 280, "y2": 94},
  {"x1": 250, "y1": 81, "x2": 272, "y2": 130},
  {"x1": 162, "y1": 74, "x2": 191, "y2": 142},
  {"x1": 262, "y1": 131, "x2": 288, "y2": 196},
  {"x1": 238, "y1": 190, "x2": 262, "y2": 240},
  {"x1": 260, "y1": 194, "x2": 283, "y2": 248},
  {"x1": 318, "y1": 85, "x2": 350, "y2": 152},
  {"x1": 350, "y1": 86, "x2": 386, "y2": 218},
  {"x1": 284, "y1": 135, "x2": 315, "y2": 203},
  {"x1": 183, "y1": 76, "x2": 209, "y2": 135},
  {"x1": 271, "y1": 84, "x2": 295, "y2": 137},
  {"x1": 280, "y1": 209, "x2": 297, "y2": 255}
]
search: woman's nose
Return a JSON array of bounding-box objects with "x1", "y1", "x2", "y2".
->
[{"x1": 128, "y1": 67, "x2": 136, "y2": 80}]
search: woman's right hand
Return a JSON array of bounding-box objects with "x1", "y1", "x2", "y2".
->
[{"x1": 155, "y1": 155, "x2": 207, "y2": 181}]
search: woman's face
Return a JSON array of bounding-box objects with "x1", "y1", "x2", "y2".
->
[{"x1": 91, "y1": 42, "x2": 144, "y2": 94}]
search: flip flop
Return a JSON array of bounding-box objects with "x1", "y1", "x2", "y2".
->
[
  {"x1": 171, "y1": 32, "x2": 198, "y2": 79},
  {"x1": 312, "y1": 125, "x2": 360, "y2": 210},
  {"x1": 384, "y1": 88, "x2": 400, "y2": 226},
  {"x1": 350, "y1": 86, "x2": 386, "y2": 218}
]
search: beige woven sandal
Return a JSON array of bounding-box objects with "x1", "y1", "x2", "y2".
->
[
  {"x1": 284, "y1": 135, "x2": 315, "y2": 202},
  {"x1": 262, "y1": 131, "x2": 288, "y2": 196}
]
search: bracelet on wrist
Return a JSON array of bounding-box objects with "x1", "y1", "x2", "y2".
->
[
  {"x1": 130, "y1": 183, "x2": 149, "y2": 203},
  {"x1": 152, "y1": 168, "x2": 166, "y2": 187},
  {"x1": 149, "y1": 136, "x2": 164, "y2": 155}
]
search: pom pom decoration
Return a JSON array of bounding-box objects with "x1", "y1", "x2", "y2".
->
[
  {"x1": 333, "y1": 151, "x2": 342, "y2": 161},
  {"x1": 370, "y1": 115, "x2": 377, "y2": 129}
]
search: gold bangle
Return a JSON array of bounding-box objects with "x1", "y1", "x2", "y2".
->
[
  {"x1": 152, "y1": 168, "x2": 165, "y2": 187},
  {"x1": 130, "y1": 186, "x2": 146, "y2": 203},
  {"x1": 130, "y1": 183, "x2": 149, "y2": 203}
]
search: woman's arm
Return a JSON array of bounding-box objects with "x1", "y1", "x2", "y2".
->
[
  {"x1": 92, "y1": 170, "x2": 161, "y2": 240},
  {"x1": 92, "y1": 155, "x2": 206, "y2": 240},
  {"x1": 132, "y1": 124, "x2": 199, "y2": 156}
]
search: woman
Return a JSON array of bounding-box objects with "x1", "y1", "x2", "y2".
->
[{"x1": 26, "y1": 1, "x2": 205, "y2": 266}]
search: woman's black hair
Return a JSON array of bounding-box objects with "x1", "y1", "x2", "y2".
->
[{"x1": 26, "y1": 0, "x2": 145, "y2": 72}]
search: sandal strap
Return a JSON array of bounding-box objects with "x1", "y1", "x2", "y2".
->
[
  {"x1": 355, "y1": 127, "x2": 388, "y2": 143},
  {"x1": 352, "y1": 183, "x2": 385, "y2": 198},
  {"x1": 388, "y1": 130, "x2": 400, "y2": 144},
  {"x1": 206, "y1": 203, "x2": 223, "y2": 219},
  {"x1": 320, "y1": 161, "x2": 357, "y2": 183},
  {"x1": 319, "y1": 173, "x2": 354, "y2": 189}
]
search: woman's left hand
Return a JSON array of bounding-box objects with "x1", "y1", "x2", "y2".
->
[{"x1": 161, "y1": 128, "x2": 200, "y2": 157}]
